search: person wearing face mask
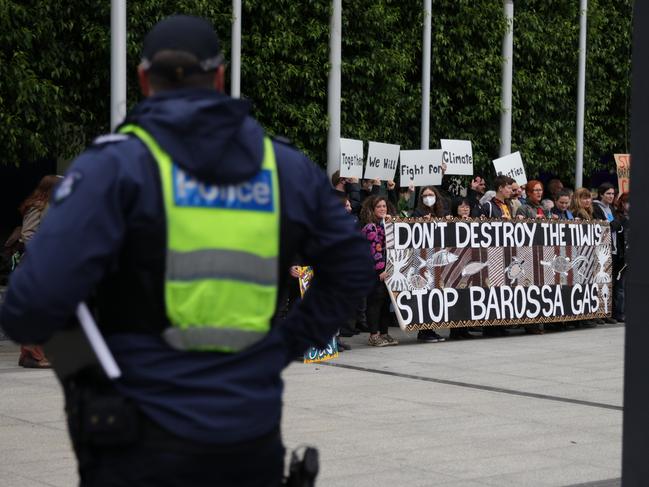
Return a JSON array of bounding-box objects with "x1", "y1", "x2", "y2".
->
[
  {"x1": 411, "y1": 187, "x2": 449, "y2": 343},
  {"x1": 412, "y1": 186, "x2": 447, "y2": 219}
]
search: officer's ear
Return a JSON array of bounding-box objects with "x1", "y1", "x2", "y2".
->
[
  {"x1": 138, "y1": 65, "x2": 152, "y2": 97},
  {"x1": 214, "y1": 64, "x2": 225, "y2": 93}
]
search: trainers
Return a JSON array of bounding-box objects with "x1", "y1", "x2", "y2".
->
[
  {"x1": 368, "y1": 334, "x2": 389, "y2": 347},
  {"x1": 381, "y1": 334, "x2": 399, "y2": 346},
  {"x1": 604, "y1": 317, "x2": 617, "y2": 324},
  {"x1": 417, "y1": 330, "x2": 445, "y2": 343}
]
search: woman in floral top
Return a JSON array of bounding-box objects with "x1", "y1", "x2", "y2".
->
[{"x1": 360, "y1": 195, "x2": 398, "y2": 347}]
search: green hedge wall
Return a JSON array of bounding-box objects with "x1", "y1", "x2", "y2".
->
[{"x1": 1, "y1": 0, "x2": 632, "y2": 185}]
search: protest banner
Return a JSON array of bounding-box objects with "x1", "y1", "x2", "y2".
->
[
  {"x1": 614, "y1": 154, "x2": 630, "y2": 194},
  {"x1": 384, "y1": 218, "x2": 613, "y2": 330},
  {"x1": 399, "y1": 149, "x2": 443, "y2": 187},
  {"x1": 339, "y1": 138, "x2": 364, "y2": 178},
  {"x1": 298, "y1": 266, "x2": 339, "y2": 363},
  {"x1": 363, "y1": 141, "x2": 400, "y2": 181},
  {"x1": 492, "y1": 151, "x2": 527, "y2": 185},
  {"x1": 440, "y1": 139, "x2": 473, "y2": 175}
]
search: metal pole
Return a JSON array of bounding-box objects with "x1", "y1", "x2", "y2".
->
[
  {"x1": 623, "y1": 2, "x2": 649, "y2": 483},
  {"x1": 326, "y1": 0, "x2": 342, "y2": 177},
  {"x1": 421, "y1": 0, "x2": 432, "y2": 150},
  {"x1": 231, "y1": 0, "x2": 242, "y2": 98},
  {"x1": 110, "y1": 0, "x2": 127, "y2": 130},
  {"x1": 575, "y1": 0, "x2": 588, "y2": 188},
  {"x1": 499, "y1": 0, "x2": 514, "y2": 157}
]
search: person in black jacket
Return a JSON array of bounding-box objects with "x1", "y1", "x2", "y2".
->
[
  {"x1": 0, "y1": 16, "x2": 374, "y2": 487},
  {"x1": 480, "y1": 175, "x2": 515, "y2": 219},
  {"x1": 331, "y1": 170, "x2": 362, "y2": 215},
  {"x1": 466, "y1": 174, "x2": 487, "y2": 216}
]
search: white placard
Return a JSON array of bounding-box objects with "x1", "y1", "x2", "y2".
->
[
  {"x1": 339, "y1": 138, "x2": 364, "y2": 178},
  {"x1": 399, "y1": 150, "x2": 443, "y2": 187},
  {"x1": 440, "y1": 139, "x2": 473, "y2": 175},
  {"x1": 363, "y1": 141, "x2": 400, "y2": 181},
  {"x1": 493, "y1": 151, "x2": 527, "y2": 185}
]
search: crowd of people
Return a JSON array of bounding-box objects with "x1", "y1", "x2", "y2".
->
[
  {"x1": 323, "y1": 170, "x2": 629, "y2": 349},
  {"x1": 2, "y1": 170, "x2": 630, "y2": 359}
]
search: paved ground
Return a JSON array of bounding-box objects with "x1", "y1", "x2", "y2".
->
[{"x1": 0, "y1": 324, "x2": 623, "y2": 486}]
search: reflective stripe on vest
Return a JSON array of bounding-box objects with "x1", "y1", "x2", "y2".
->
[{"x1": 119, "y1": 124, "x2": 280, "y2": 353}]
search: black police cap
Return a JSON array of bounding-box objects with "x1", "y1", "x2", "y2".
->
[{"x1": 141, "y1": 15, "x2": 223, "y2": 74}]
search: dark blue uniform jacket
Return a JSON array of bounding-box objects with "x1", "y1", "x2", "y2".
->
[{"x1": 0, "y1": 89, "x2": 374, "y2": 444}]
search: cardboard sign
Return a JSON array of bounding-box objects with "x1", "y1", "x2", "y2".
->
[
  {"x1": 614, "y1": 154, "x2": 630, "y2": 194},
  {"x1": 298, "y1": 267, "x2": 339, "y2": 363},
  {"x1": 399, "y1": 150, "x2": 443, "y2": 187},
  {"x1": 384, "y1": 218, "x2": 613, "y2": 330},
  {"x1": 363, "y1": 141, "x2": 400, "y2": 181},
  {"x1": 440, "y1": 139, "x2": 473, "y2": 175},
  {"x1": 493, "y1": 151, "x2": 527, "y2": 185},
  {"x1": 339, "y1": 138, "x2": 364, "y2": 178}
]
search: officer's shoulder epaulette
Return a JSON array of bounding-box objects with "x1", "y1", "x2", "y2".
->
[
  {"x1": 91, "y1": 133, "x2": 131, "y2": 146},
  {"x1": 270, "y1": 134, "x2": 293, "y2": 146}
]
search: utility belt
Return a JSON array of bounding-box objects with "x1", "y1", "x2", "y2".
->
[{"x1": 64, "y1": 369, "x2": 317, "y2": 486}]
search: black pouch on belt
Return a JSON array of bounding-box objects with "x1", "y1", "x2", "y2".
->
[{"x1": 82, "y1": 392, "x2": 140, "y2": 447}]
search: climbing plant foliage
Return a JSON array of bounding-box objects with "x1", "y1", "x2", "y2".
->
[{"x1": 1, "y1": 0, "x2": 632, "y2": 184}]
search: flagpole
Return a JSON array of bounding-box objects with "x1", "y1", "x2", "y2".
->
[
  {"x1": 499, "y1": 0, "x2": 514, "y2": 157},
  {"x1": 575, "y1": 0, "x2": 588, "y2": 188},
  {"x1": 326, "y1": 0, "x2": 342, "y2": 177},
  {"x1": 421, "y1": 0, "x2": 432, "y2": 150},
  {"x1": 231, "y1": 0, "x2": 242, "y2": 98},
  {"x1": 110, "y1": 0, "x2": 127, "y2": 130}
]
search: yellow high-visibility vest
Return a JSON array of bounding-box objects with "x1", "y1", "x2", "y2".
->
[{"x1": 120, "y1": 124, "x2": 280, "y2": 352}]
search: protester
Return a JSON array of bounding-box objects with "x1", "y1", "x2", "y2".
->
[
  {"x1": 466, "y1": 175, "x2": 487, "y2": 216},
  {"x1": 480, "y1": 175, "x2": 514, "y2": 218},
  {"x1": 592, "y1": 182, "x2": 616, "y2": 222},
  {"x1": 516, "y1": 180, "x2": 551, "y2": 219},
  {"x1": 448, "y1": 196, "x2": 477, "y2": 340},
  {"x1": 331, "y1": 170, "x2": 361, "y2": 214},
  {"x1": 393, "y1": 183, "x2": 416, "y2": 217},
  {"x1": 479, "y1": 180, "x2": 514, "y2": 335},
  {"x1": 570, "y1": 187, "x2": 594, "y2": 220},
  {"x1": 412, "y1": 186, "x2": 447, "y2": 219},
  {"x1": 546, "y1": 178, "x2": 564, "y2": 201},
  {"x1": 15, "y1": 175, "x2": 59, "y2": 368},
  {"x1": 410, "y1": 187, "x2": 449, "y2": 343},
  {"x1": 451, "y1": 196, "x2": 472, "y2": 219},
  {"x1": 552, "y1": 189, "x2": 574, "y2": 220},
  {"x1": 509, "y1": 182, "x2": 523, "y2": 214},
  {"x1": 568, "y1": 187, "x2": 602, "y2": 327},
  {"x1": 360, "y1": 195, "x2": 399, "y2": 347},
  {"x1": 592, "y1": 183, "x2": 624, "y2": 324},
  {"x1": 360, "y1": 178, "x2": 381, "y2": 202}
]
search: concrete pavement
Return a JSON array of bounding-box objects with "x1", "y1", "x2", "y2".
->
[{"x1": 0, "y1": 324, "x2": 623, "y2": 486}]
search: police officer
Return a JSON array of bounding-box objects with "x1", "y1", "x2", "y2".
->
[{"x1": 0, "y1": 15, "x2": 374, "y2": 487}]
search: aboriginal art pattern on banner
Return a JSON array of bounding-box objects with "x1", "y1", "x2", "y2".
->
[
  {"x1": 298, "y1": 266, "x2": 339, "y2": 363},
  {"x1": 384, "y1": 218, "x2": 613, "y2": 331}
]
